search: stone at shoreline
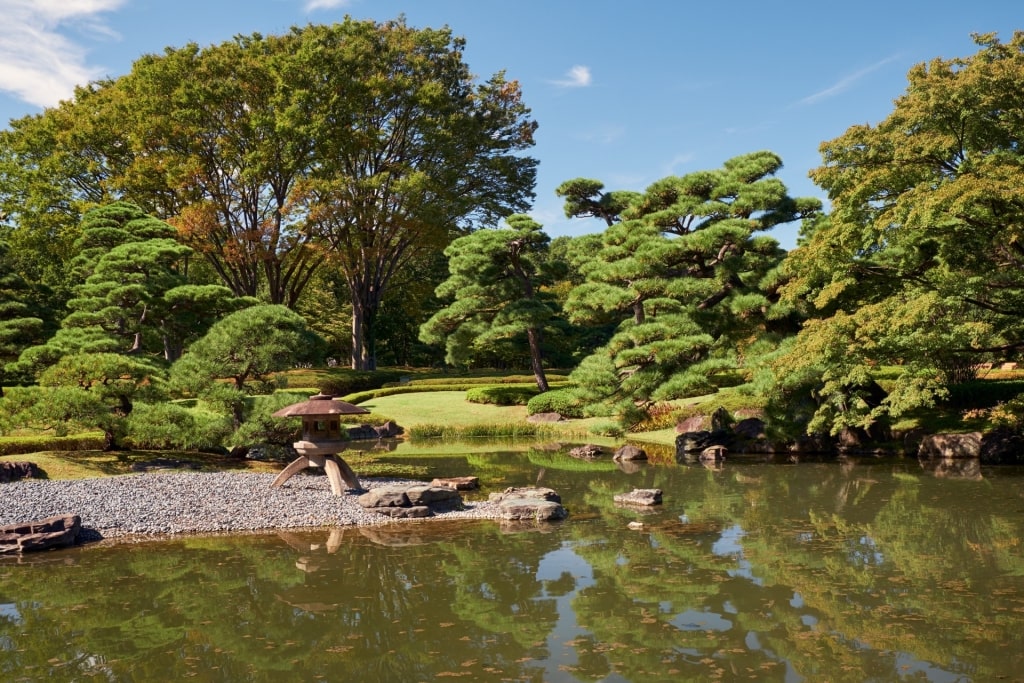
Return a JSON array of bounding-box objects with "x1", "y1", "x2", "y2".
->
[
  {"x1": 0, "y1": 461, "x2": 42, "y2": 483},
  {"x1": 489, "y1": 486, "x2": 567, "y2": 521},
  {"x1": 613, "y1": 445, "x2": 647, "y2": 462},
  {"x1": 347, "y1": 421, "x2": 402, "y2": 440},
  {"x1": 357, "y1": 483, "x2": 463, "y2": 518},
  {"x1": 431, "y1": 476, "x2": 480, "y2": 491},
  {"x1": 527, "y1": 412, "x2": 564, "y2": 423},
  {"x1": 614, "y1": 488, "x2": 662, "y2": 506},
  {"x1": 368, "y1": 505, "x2": 433, "y2": 519},
  {"x1": 1, "y1": 514, "x2": 81, "y2": 554},
  {"x1": 919, "y1": 433, "x2": 982, "y2": 459},
  {"x1": 489, "y1": 486, "x2": 562, "y2": 504},
  {"x1": 569, "y1": 444, "x2": 604, "y2": 460}
]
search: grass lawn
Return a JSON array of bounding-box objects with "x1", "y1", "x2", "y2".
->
[
  {"x1": 358, "y1": 390, "x2": 529, "y2": 426},
  {"x1": 1, "y1": 450, "x2": 278, "y2": 480}
]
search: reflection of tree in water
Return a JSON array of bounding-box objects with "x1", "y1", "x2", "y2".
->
[{"x1": 739, "y1": 463, "x2": 1024, "y2": 680}]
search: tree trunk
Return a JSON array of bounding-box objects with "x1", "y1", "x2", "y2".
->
[{"x1": 526, "y1": 327, "x2": 550, "y2": 392}]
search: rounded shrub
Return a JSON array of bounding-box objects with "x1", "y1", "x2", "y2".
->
[
  {"x1": 126, "y1": 403, "x2": 232, "y2": 450},
  {"x1": 526, "y1": 387, "x2": 586, "y2": 418}
]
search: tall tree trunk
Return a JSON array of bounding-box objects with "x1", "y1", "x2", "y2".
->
[
  {"x1": 526, "y1": 327, "x2": 550, "y2": 392},
  {"x1": 351, "y1": 304, "x2": 365, "y2": 370}
]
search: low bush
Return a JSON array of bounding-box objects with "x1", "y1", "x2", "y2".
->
[
  {"x1": 125, "y1": 403, "x2": 233, "y2": 451},
  {"x1": 946, "y1": 379, "x2": 1024, "y2": 409},
  {"x1": 588, "y1": 420, "x2": 625, "y2": 438},
  {"x1": 0, "y1": 433, "x2": 107, "y2": 455},
  {"x1": 526, "y1": 388, "x2": 586, "y2": 418},
  {"x1": 465, "y1": 385, "x2": 539, "y2": 406},
  {"x1": 316, "y1": 370, "x2": 409, "y2": 397}
]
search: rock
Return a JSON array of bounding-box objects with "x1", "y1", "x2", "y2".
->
[
  {"x1": 496, "y1": 498, "x2": 567, "y2": 522},
  {"x1": 569, "y1": 444, "x2": 604, "y2": 460},
  {"x1": 919, "y1": 433, "x2": 982, "y2": 459},
  {"x1": 676, "y1": 415, "x2": 709, "y2": 433},
  {"x1": 0, "y1": 461, "x2": 42, "y2": 483},
  {"x1": 733, "y1": 418, "x2": 766, "y2": 440},
  {"x1": 0, "y1": 514, "x2": 81, "y2": 554},
  {"x1": 700, "y1": 445, "x2": 727, "y2": 463},
  {"x1": 431, "y1": 476, "x2": 480, "y2": 490},
  {"x1": 527, "y1": 412, "x2": 564, "y2": 423},
  {"x1": 347, "y1": 421, "x2": 402, "y2": 440},
  {"x1": 357, "y1": 483, "x2": 463, "y2": 514},
  {"x1": 489, "y1": 486, "x2": 562, "y2": 504},
  {"x1": 366, "y1": 506, "x2": 433, "y2": 519},
  {"x1": 627, "y1": 521, "x2": 646, "y2": 530},
  {"x1": 404, "y1": 485, "x2": 462, "y2": 508},
  {"x1": 613, "y1": 445, "x2": 647, "y2": 462},
  {"x1": 979, "y1": 428, "x2": 1024, "y2": 465},
  {"x1": 357, "y1": 487, "x2": 411, "y2": 508},
  {"x1": 675, "y1": 430, "x2": 731, "y2": 457},
  {"x1": 614, "y1": 488, "x2": 662, "y2": 506}
]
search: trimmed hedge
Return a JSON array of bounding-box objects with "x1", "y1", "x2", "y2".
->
[
  {"x1": 465, "y1": 385, "x2": 540, "y2": 406},
  {"x1": 0, "y1": 433, "x2": 107, "y2": 455},
  {"x1": 315, "y1": 370, "x2": 409, "y2": 397}
]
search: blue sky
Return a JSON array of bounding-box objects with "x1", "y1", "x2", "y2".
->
[{"x1": 0, "y1": 0, "x2": 1018, "y2": 248}]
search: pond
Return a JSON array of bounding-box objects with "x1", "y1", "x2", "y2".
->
[{"x1": 2, "y1": 446, "x2": 1024, "y2": 682}]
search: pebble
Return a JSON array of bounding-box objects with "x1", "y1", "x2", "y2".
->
[{"x1": 0, "y1": 471, "x2": 505, "y2": 539}]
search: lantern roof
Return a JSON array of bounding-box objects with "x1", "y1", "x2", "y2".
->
[{"x1": 271, "y1": 393, "x2": 370, "y2": 418}]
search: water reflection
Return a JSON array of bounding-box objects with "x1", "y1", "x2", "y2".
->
[{"x1": 2, "y1": 453, "x2": 1024, "y2": 681}]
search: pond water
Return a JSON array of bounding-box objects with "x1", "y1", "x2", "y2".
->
[{"x1": 3, "y1": 446, "x2": 1024, "y2": 682}]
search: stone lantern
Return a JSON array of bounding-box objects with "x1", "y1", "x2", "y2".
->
[{"x1": 269, "y1": 393, "x2": 370, "y2": 495}]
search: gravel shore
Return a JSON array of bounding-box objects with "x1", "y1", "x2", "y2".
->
[{"x1": 0, "y1": 471, "x2": 504, "y2": 540}]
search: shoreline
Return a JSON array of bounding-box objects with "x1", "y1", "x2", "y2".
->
[{"x1": 0, "y1": 471, "x2": 507, "y2": 542}]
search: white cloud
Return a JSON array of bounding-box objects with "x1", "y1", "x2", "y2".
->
[
  {"x1": 550, "y1": 64, "x2": 592, "y2": 88},
  {"x1": 799, "y1": 54, "x2": 901, "y2": 106},
  {"x1": 304, "y1": 0, "x2": 352, "y2": 11},
  {"x1": 0, "y1": 0, "x2": 125, "y2": 108}
]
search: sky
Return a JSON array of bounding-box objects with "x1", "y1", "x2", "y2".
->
[{"x1": 0, "y1": 0, "x2": 1019, "y2": 249}]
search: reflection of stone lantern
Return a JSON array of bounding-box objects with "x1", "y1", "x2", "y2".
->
[{"x1": 269, "y1": 394, "x2": 370, "y2": 495}]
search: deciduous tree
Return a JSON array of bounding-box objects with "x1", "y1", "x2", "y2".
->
[{"x1": 775, "y1": 31, "x2": 1024, "y2": 434}]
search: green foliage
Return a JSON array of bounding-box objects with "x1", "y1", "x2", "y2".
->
[
  {"x1": 316, "y1": 369, "x2": 409, "y2": 397},
  {"x1": 588, "y1": 420, "x2": 625, "y2": 438},
  {"x1": 420, "y1": 214, "x2": 562, "y2": 390},
  {"x1": 0, "y1": 240, "x2": 46, "y2": 387},
  {"x1": 562, "y1": 152, "x2": 819, "y2": 425},
  {"x1": 228, "y1": 393, "x2": 306, "y2": 449},
  {"x1": 465, "y1": 385, "x2": 540, "y2": 406},
  {"x1": 946, "y1": 379, "x2": 1024, "y2": 410},
  {"x1": 124, "y1": 403, "x2": 232, "y2": 451},
  {"x1": 526, "y1": 388, "x2": 587, "y2": 418}
]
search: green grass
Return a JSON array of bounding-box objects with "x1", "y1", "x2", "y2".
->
[{"x1": 1, "y1": 450, "x2": 278, "y2": 480}]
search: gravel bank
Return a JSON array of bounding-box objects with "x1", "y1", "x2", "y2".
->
[{"x1": 0, "y1": 471, "x2": 504, "y2": 540}]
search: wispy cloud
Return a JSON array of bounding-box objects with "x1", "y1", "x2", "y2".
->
[
  {"x1": 0, "y1": 0, "x2": 125, "y2": 108},
  {"x1": 550, "y1": 65, "x2": 592, "y2": 88},
  {"x1": 304, "y1": 0, "x2": 352, "y2": 11},
  {"x1": 798, "y1": 55, "x2": 901, "y2": 106}
]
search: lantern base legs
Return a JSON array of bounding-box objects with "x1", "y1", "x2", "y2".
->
[{"x1": 270, "y1": 453, "x2": 362, "y2": 496}]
